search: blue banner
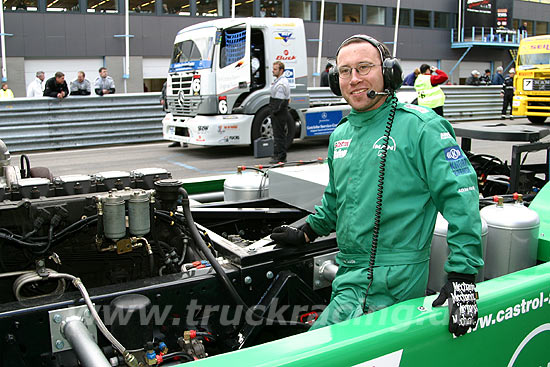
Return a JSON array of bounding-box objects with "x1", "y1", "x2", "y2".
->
[
  {"x1": 305, "y1": 110, "x2": 343, "y2": 136},
  {"x1": 169, "y1": 60, "x2": 212, "y2": 73}
]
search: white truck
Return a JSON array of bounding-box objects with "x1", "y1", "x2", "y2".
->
[{"x1": 162, "y1": 17, "x2": 348, "y2": 146}]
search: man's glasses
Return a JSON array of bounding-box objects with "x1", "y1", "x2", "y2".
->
[{"x1": 338, "y1": 62, "x2": 380, "y2": 79}]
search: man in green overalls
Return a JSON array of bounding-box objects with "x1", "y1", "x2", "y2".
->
[{"x1": 271, "y1": 35, "x2": 483, "y2": 337}]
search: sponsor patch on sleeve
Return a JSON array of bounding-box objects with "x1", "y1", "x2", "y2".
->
[
  {"x1": 404, "y1": 104, "x2": 429, "y2": 113},
  {"x1": 444, "y1": 145, "x2": 471, "y2": 176},
  {"x1": 440, "y1": 132, "x2": 452, "y2": 140}
]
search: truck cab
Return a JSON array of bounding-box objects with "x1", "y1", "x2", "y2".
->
[
  {"x1": 513, "y1": 35, "x2": 550, "y2": 124},
  {"x1": 163, "y1": 18, "x2": 310, "y2": 146}
]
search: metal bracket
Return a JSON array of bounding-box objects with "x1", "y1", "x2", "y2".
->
[
  {"x1": 49, "y1": 305, "x2": 97, "y2": 353},
  {"x1": 312, "y1": 251, "x2": 338, "y2": 290}
]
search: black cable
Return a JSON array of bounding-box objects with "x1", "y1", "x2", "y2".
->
[
  {"x1": 160, "y1": 352, "x2": 193, "y2": 362},
  {"x1": 362, "y1": 94, "x2": 397, "y2": 313},
  {"x1": 178, "y1": 187, "x2": 309, "y2": 329},
  {"x1": 20, "y1": 154, "x2": 31, "y2": 178}
]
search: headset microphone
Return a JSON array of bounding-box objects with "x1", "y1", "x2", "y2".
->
[{"x1": 366, "y1": 90, "x2": 390, "y2": 99}]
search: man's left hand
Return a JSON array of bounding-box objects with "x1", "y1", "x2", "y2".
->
[{"x1": 432, "y1": 273, "x2": 478, "y2": 337}]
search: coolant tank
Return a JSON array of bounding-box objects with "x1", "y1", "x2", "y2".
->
[
  {"x1": 428, "y1": 213, "x2": 488, "y2": 292},
  {"x1": 224, "y1": 171, "x2": 268, "y2": 202},
  {"x1": 102, "y1": 192, "x2": 126, "y2": 240},
  {"x1": 54, "y1": 174, "x2": 92, "y2": 195},
  {"x1": 131, "y1": 168, "x2": 171, "y2": 189},
  {"x1": 95, "y1": 171, "x2": 131, "y2": 191},
  {"x1": 128, "y1": 190, "x2": 150, "y2": 236},
  {"x1": 17, "y1": 178, "x2": 51, "y2": 198},
  {"x1": 480, "y1": 202, "x2": 539, "y2": 279}
]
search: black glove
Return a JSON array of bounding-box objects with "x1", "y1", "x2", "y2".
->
[
  {"x1": 432, "y1": 273, "x2": 478, "y2": 337},
  {"x1": 270, "y1": 223, "x2": 318, "y2": 246}
]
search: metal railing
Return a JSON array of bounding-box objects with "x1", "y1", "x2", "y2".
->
[
  {"x1": 0, "y1": 93, "x2": 164, "y2": 152},
  {"x1": 1, "y1": 87, "x2": 507, "y2": 153}
]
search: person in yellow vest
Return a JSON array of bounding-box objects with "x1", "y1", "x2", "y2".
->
[
  {"x1": 414, "y1": 64, "x2": 447, "y2": 116},
  {"x1": 0, "y1": 82, "x2": 15, "y2": 99}
]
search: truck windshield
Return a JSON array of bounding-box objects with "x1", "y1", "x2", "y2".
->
[
  {"x1": 519, "y1": 53, "x2": 550, "y2": 67},
  {"x1": 170, "y1": 37, "x2": 214, "y2": 72}
]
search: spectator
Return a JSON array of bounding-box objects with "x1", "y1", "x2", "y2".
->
[
  {"x1": 94, "y1": 67, "x2": 116, "y2": 96},
  {"x1": 519, "y1": 22, "x2": 528, "y2": 37},
  {"x1": 269, "y1": 61, "x2": 294, "y2": 163},
  {"x1": 465, "y1": 70, "x2": 481, "y2": 86},
  {"x1": 0, "y1": 83, "x2": 15, "y2": 99},
  {"x1": 501, "y1": 68, "x2": 516, "y2": 119},
  {"x1": 480, "y1": 69, "x2": 492, "y2": 85},
  {"x1": 70, "y1": 71, "x2": 92, "y2": 96},
  {"x1": 414, "y1": 64, "x2": 448, "y2": 116},
  {"x1": 403, "y1": 68, "x2": 420, "y2": 86},
  {"x1": 43, "y1": 71, "x2": 69, "y2": 99},
  {"x1": 320, "y1": 62, "x2": 332, "y2": 87},
  {"x1": 27, "y1": 71, "x2": 45, "y2": 97},
  {"x1": 259, "y1": 6, "x2": 266, "y2": 17},
  {"x1": 491, "y1": 66, "x2": 505, "y2": 85}
]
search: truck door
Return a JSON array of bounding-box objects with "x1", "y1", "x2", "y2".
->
[{"x1": 215, "y1": 23, "x2": 251, "y2": 114}]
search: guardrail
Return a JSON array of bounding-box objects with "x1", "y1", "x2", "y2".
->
[
  {"x1": 0, "y1": 93, "x2": 164, "y2": 153},
  {"x1": 0, "y1": 87, "x2": 507, "y2": 153}
]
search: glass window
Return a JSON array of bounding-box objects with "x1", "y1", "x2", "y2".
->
[
  {"x1": 414, "y1": 10, "x2": 430, "y2": 27},
  {"x1": 88, "y1": 0, "x2": 117, "y2": 12},
  {"x1": 196, "y1": 0, "x2": 220, "y2": 16},
  {"x1": 513, "y1": 19, "x2": 519, "y2": 30},
  {"x1": 289, "y1": 0, "x2": 311, "y2": 21},
  {"x1": 129, "y1": 0, "x2": 154, "y2": 13},
  {"x1": 46, "y1": 0, "x2": 79, "y2": 12},
  {"x1": 342, "y1": 4, "x2": 361, "y2": 23},
  {"x1": 261, "y1": 0, "x2": 282, "y2": 17},
  {"x1": 391, "y1": 8, "x2": 410, "y2": 26},
  {"x1": 524, "y1": 20, "x2": 534, "y2": 35},
  {"x1": 535, "y1": 21, "x2": 548, "y2": 36},
  {"x1": 3, "y1": 0, "x2": 38, "y2": 11},
  {"x1": 366, "y1": 6, "x2": 385, "y2": 25},
  {"x1": 162, "y1": 0, "x2": 190, "y2": 15},
  {"x1": 234, "y1": 0, "x2": 253, "y2": 17},
  {"x1": 434, "y1": 12, "x2": 451, "y2": 28},
  {"x1": 316, "y1": 2, "x2": 337, "y2": 22}
]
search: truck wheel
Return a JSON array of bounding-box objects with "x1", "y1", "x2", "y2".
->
[
  {"x1": 527, "y1": 116, "x2": 547, "y2": 124},
  {"x1": 251, "y1": 107, "x2": 273, "y2": 142}
]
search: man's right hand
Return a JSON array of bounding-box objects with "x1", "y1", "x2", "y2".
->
[{"x1": 271, "y1": 223, "x2": 318, "y2": 246}]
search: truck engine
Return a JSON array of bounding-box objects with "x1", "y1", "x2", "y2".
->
[{"x1": 0, "y1": 148, "x2": 337, "y2": 366}]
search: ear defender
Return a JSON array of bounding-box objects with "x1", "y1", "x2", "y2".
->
[
  {"x1": 328, "y1": 66, "x2": 342, "y2": 96},
  {"x1": 328, "y1": 35, "x2": 404, "y2": 95}
]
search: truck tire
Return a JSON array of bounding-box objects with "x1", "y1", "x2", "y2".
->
[
  {"x1": 527, "y1": 116, "x2": 547, "y2": 124},
  {"x1": 251, "y1": 106, "x2": 274, "y2": 142}
]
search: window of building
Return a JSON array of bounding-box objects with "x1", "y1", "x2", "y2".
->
[
  {"x1": 88, "y1": 0, "x2": 117, "y2": 12},
  {"x1": 342, "y1": 4, "x2": 361, "y2": 23},
  {"x1": 46, "y1": 0, "x2": 79, "y2": 12},
  {"x1": 234, "y1": 0, "x2": 253, "y2": 17},
  {"x1": 513, "y1": 19, "x2": 519, "y2": 30},
  {"x1": 434, "y1": 12, "x2": 451, "y2": 28},
  {"x1": 523, "y1": 20, "x2": 534, "y2": 35},
  {"x1": 391, "y1": 8, "x2": 410, "y2": 26},
  {"x1": 162, "y1": 0, "x2": 190, "y2": 15},
  {"x1": 3, "y1": 0, "x2": 38, "y2": 11},
  {"x1": 260, "y1": 0, "x2": 282, "y2": 17},
  {"x1": 535, "y1": 21, "x2": 548, "y2": 35},
  {"x1": 366, "y1": 6, "x2": 385, "y2": 25},
  {"x1": 289, "y1": 0, "x2": 311, "y2": 21},
  {"x1": 129, "y1": 0, "x2": 154, "y2": 13},
  {"x1": 316, "y1": 2, "x2": 337, "y2": 22},
  {"x1": 196, "y1": 0, "x2": 221, "y2": 16},
  {"x1": 414, "y1": 10, "x2": 430, "y2": 28}
]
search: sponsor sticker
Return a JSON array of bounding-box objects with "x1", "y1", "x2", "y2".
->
[
  {"x1": 444, "y1": 145, "x2": 471, "y2": 176},
  {"x1": 404, "y1": 104, "x2": 428, "y2": 113},
  {"x1": 440, "y1": 132, "x2": 452, "y2": 140}
]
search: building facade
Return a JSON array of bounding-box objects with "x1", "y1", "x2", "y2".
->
[{"x1": 1, "y1": 0, "x2": 549, "y2": 96}]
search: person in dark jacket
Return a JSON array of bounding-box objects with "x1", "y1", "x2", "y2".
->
[
  {"x1": 403, "y1": 68, "x2": 420, "y2": 86},
  {"x1": 43, "y1": 71, "x2": 69, "y2": 99},
  {"x1": 480, "y1": 69, "x2": 492, "y2": 85},
  {"x1": 491, "y1": 66, "x2": 505, "y2": 85},
  {"x1": 465, "y1": 70, "x2": 481, "y2": 86},
  {"x1": 501, "y1": 68, "x2": 516, "y2": 119},
  {"x1": 320, "y1": 62, "x2": 332, "y2": 87}
]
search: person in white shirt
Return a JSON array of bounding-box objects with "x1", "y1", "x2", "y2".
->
[{"x1": 26, "y1": 71, "x2": 45, "y2": 97}]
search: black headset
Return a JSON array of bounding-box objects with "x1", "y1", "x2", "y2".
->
[{"x1": 328, "y1": 35, "x2": 403, "y2": 96}]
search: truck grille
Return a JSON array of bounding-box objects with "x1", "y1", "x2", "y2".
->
[{"x1": 169, "y1": 74, "x2": 201, "y2": 116}]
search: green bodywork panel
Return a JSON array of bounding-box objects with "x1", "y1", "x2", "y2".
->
[
  {"x1": 180, "y1": 175, "x2": 227, "y2": 195},
  {"x1": 179, "y1": 262, "x2": 550, "y2": 366},
  {"x1": 529, "y1": 182, "x2": 550, "y2": 261}
]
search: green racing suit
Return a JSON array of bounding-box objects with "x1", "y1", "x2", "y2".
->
[{"x1": 306, "y1": 96, "x2": 484, "y2": 330}]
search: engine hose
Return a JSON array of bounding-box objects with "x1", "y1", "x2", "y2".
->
[
  {"x1": 20, "y1": 154, "x2": 31, "y2": 178},
  {"x1": 178, "y1": 187, "x2": 309, "y2": 329},
  {"x1": 362, "y1": 94, "x2": 397, "y2": 313}
]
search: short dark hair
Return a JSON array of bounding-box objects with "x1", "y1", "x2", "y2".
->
[
  {"x1": 55, "y1": 71, "x2": 64, "y2": 78},
  {"x1": 420, "y1": 64, "x2": 431, "y2": 74},
  {"x1": 99, "y1": 67, "x2": 107, "y2": 73},
  {"x1": 485, "y1": 69, "x2": 491, "y2": 73}
]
